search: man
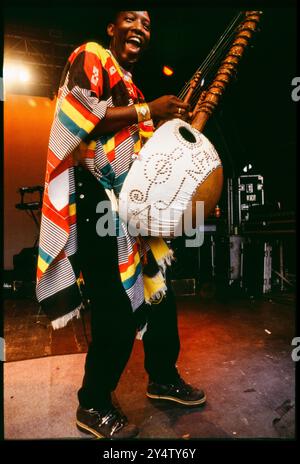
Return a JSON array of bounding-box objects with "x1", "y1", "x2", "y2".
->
[{"x1": 37, "y1": 11, "x2": 206, "y2": 439}]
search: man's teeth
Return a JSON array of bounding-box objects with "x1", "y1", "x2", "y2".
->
[{"x1": 128, "y1": 38, "x2": 141, "y2": 45}]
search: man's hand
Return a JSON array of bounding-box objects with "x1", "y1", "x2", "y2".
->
[
  {"x1": 148, "y1": 95, "x2": 190, "y2": 121},
  {"x1": 72, "y1": 141, "x2": 88, "y2": 166},
  {"x1": 85, "y1": 95, "x2": 190, "y2": 140}
]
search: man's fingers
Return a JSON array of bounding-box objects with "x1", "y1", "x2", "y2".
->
[
  {"x1": 175, "y1": 104, "x2": 190, "y2": 113},
  {"x1": 172, "y1": 97, "x2": 190, "y2": 109},
  {"x1": 174, "y1": 105, "x2": 190, "y2": 118}
]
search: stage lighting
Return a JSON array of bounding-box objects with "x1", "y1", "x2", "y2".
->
[
  {"x1": 28, "y1": 98, "x2": 37, "y2": 107},
  {"x1": 18, "y1": 68, "x2": 30, "y2": 83},
  {"x1": 163, "y1": 65, "x2": 174, "y2": 76},
  {"x1": 4, "y1": 62, "x2": 32, "y2": 86}
]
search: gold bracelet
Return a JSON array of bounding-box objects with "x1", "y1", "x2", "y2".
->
[{"x1": 134, "y1": 103, "x2": 151, "y2": 123}]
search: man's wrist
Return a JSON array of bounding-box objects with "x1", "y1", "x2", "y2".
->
[{"x1": 134, "y1": 103, "x2": 151, "y2": 123}]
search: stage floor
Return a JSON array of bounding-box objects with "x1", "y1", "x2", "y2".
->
[{"x1": 4, "y1": 293, "x2": 295, "y2": 439}]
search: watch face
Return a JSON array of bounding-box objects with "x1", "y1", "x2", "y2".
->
[{"x1": 140, "y1": 106, "x2": 147, "y2": 116}]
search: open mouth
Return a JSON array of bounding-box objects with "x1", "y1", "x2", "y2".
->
[{"x1": 126, "y1": 37, "x2": 143, "y2": 53}]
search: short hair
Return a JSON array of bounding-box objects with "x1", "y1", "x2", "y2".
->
[
  {"x1": 108, "y1": 10, "x2": 151, "y2": 25},
  {"x1": 103, "y1": 10, "x2": 152, "y2": 46}
]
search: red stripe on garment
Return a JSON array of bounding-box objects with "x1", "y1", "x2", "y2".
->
[
  {"x1": 130, "y1": 84, "x2": 138, "y2": 100},
  {"x1": 119, "y1": 242, "x2": 139, "y2": 272},
  {"x1": 107, "y1": 149, "x2": 115, "y2": 162},
  {"x1": 69, "y1": 44, "x2": 86, "y2": 63},
  {"x1": 47, "y1": 149, "x2": 62, "y2": 172},
  {"x1": 65, "y1": 92, "x2": 101, "y2": 126},
  {"x1": 48, "y1": 155, "x2": 74, "y2": 181},
  {"x1": 136, "y1": 86, "x2": 145, "y2": 100},
  {"x1": 56, "y1": 248, "x2": 66, "y2": 261},
  {"x1": 85, "y1": 148, "x2": 96, "y2": 159},
  {"x1": 42, "y1": 198, "x2": 70, "y2": 232},
  {"x1": 115, "y1": 127, "x2": 130, "y2": 146},
  {"x1": 106, "y1": 56, "x2": 122, "y2": 88},
  {"x1": 69, "y1": 213, "x2": 77, "y2": 226},
  {"x1": 36, "y1": 267, "x2": 43, "y2": 280},
  {"x1": 139, "y1": 122, "x2": 154, "y2": 132},
  {"x1": 83, "y1": 51, "x2": 103, "y2": 97}
]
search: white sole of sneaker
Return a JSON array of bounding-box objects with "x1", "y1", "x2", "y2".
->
[{"x1": 146, "y1": 392, "x2": 207, "y2": 406}]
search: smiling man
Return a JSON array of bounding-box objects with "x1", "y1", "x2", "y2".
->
[
  {"x1": 36, "y1": 10, "x2": 205, "y2": 440},
  {"x1": 108, "y1": 10, "x2": 151, "y2": 69}
]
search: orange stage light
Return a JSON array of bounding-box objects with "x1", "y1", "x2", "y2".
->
[{"x1": 162, "y1": 65, "x2": 174, "y2": 76}]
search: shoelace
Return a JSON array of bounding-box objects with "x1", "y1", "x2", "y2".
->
[{"x1": 89, "y1": 408, "x2": 127, "y2": 436}]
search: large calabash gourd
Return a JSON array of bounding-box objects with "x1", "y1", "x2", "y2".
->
[{"x1": 119, "y1": 11, "x2": 261, "y2": 237}]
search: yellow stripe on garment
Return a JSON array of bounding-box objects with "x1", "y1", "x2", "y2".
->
[
  {"x1": 60, "y1": 99, "x2": 96, "y2": 134},
  {"x1": 102, "y1": 136, "x2": 115, "y2": 154},
  {"x1": 85, "y1": 42, "x2": 110, "y2": 67},
  {"x1": 37, "y1": 255, "x2": 49, "y2": 274},
  {"x1": 134, "y1": 139, "x2": 141, "y2": 154},
  {"x1": 69, "y1": 203, "x2": 76, "y2": 217},
  {"x1": 139, "y1": 129, "x2": 153, "y2": 139},
  {"x1": 85, "y1": 42, "x2": 127, "y2": 80},
  {"x1": 88, "y1": 140, "x2": 97, "y2": 150},
  {"x1": 120, "y1": 250, "x2": 141, "y2": 282}
]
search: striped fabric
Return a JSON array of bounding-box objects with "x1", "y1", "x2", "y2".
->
[{"x1": 36, "y1": 43, "x2": 172, "y2": 329}]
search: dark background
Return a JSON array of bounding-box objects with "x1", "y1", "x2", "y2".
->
[{"x1": 3, "y1": 2, "x2": 298, "y2": 210}]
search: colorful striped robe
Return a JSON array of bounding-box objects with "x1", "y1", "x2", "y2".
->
[{"x1": 36, "y1": 43, "x2": 172, "y2": 329}]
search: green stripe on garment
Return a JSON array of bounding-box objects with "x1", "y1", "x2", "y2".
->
[
  {"x1": 113, "y1": 171, "x2": 129, "y2": 194},
  {"x1": 58, "y1": 110, "x2": 89, "y2": 139},
  {"x1": 69, "y1": 192, "x2": 76, "y2": 204},
  {"x1": 38, "y1": 247, "x2": 54, "y2": 265},
  {"x1": 121, "y1": 262, "x2": 142, "y2": 290},
  {"x1": 99, "y1": 164, "x2": 116, "y2": 190}
]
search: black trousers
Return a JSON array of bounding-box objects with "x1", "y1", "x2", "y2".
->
[{"x1": 75, "y1": 167, "x2": 180, "y2": 410}]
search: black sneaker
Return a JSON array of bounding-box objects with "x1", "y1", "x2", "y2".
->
[
  {"x1": 146, "y1": 376, "x2": 206, "y2": 406},
  {"x1": 76, "y1": 405, "x2": 139, "y2": 439}
]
